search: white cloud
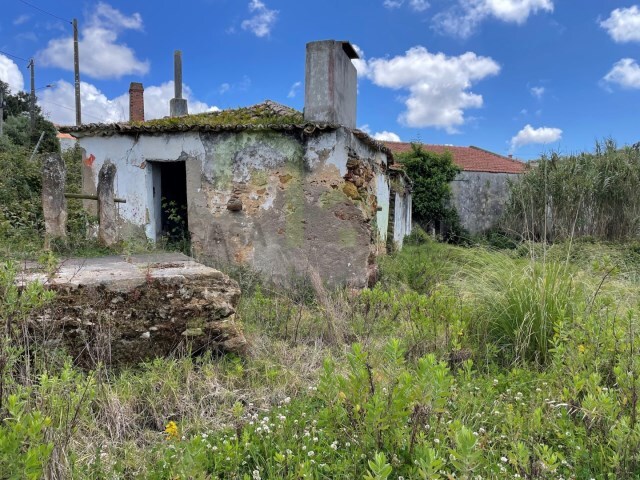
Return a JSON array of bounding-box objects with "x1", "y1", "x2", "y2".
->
[
  {"x1": 351, "y1": 44, "x2": 369, "y2": 77},
  {"x1": 510, "y1": 124, "x2": 562, "y2": 150},
  {"x1": 434, "y1": 0, "x2": 553, "y2": 38},
  {"x1": 359, "y1": 124, "x2": 402, "y2": 142},
  {"x1": 0, "y1": 55, "x2": 25, "y2": 93},
  {"x1": 530, "y1": 86, "x2": 545, "y2": 98},
  {"x1": 241, "y1": 0, "x2": 278, "y2": 38},
  {"x1": 361, "y1": 46, "x2": 500, "y2": 133},
  {"x1": 13, "y1": 14, "x2": 31, "y2": 26},
  {"x1": 601, "y1": 6, "x2": 640, "y2": 43},
  {"x1": 218, "y1": 76, "x2": 251, "y2": 95},
  {"x1": 287, "y1": 81, "x2": 302, "y2": 98},
  {"x1": 410, "y1": 0, "x2": 430, "y2": 11},
  {"x1": 603, "y1": 58, "x2": 640, "y2": 89},
  {"x1": 37, "y1": 2, "x2": 149, "y2": 79},
  {"x1": 38, "y1": 80, "x2": 218, "y2": 125},
  {"x1": 383, "y1": 0, "x2": 430, "y2": 12},
  {"x1": 373, "y1": 131, "x2": 402, "y2": 142}
]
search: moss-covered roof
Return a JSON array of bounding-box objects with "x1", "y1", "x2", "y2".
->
[
  {"x1": 139, "y1": 100, "x2": 305, "y2": 128},
  {"x1": 60, "y1": 101, "x2": 311, "y2": 135},
  {"x1": 59, "y1": 100, "x2": 392, "y2": 157}
]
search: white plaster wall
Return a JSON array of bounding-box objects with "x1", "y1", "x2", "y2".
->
[
  {"x1": 59, "y1": 137, "x2": 77, "y2": 152},
  {"x1": 305, "y1": 130, "x2": 345, "y2": 175},
  {"x1": 405, "y1": 194, "x2": 413, "y2": 239},
  {"x1": 393, "y1": 192, "x2": 413, "y2": 248},
  {"x1": 376, "y1": 173, "x2": 390, "y2": 241},
  {"x1": 77, "y1": 133, "x2": 206, "y2": 240}
]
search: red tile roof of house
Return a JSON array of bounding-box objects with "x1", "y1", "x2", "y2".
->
[{"x1": 383, "y1": 142, "x2": 527, "y2": 174}]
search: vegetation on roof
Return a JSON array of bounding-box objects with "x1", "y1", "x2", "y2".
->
[{"x1": 135, "y1": 101, "x2": 305, "y2": 128}]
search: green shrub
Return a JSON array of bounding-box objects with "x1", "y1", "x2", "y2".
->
[{"x1": 0, "y1": 393, "x2": 53, "y2": 480}]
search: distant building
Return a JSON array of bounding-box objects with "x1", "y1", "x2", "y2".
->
[
  {"x1": 56, "y1": 132, "x2": 76, "y2": 152},
  {"x1": 384, "y1": 142, "x2": 526, "y2": 233},
  {"x1": 61, "y1": 41, "x2": 412, "y2": 287}
]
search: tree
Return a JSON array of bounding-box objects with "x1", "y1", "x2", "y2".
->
[
  {"x1": 397, "y1": 143, "x2": 462, "y2": 240},
  {"x1": 0, "y1": 80, "x2": 58, "y2": 153}
]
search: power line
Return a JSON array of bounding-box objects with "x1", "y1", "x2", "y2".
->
[
  {"x1": 0, "y1": 49, "x2": 29, "y2": 63},
  {"x1": 17, "y1": 0, "x2": 72, "y2": 24}
]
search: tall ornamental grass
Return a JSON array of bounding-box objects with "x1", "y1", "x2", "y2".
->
[
  {"x1": 461, "y1": 249, "x2": 581, "y2": 366},
  {"x1": 503, "y1": 139, "x2": 640, "y2": 241}
]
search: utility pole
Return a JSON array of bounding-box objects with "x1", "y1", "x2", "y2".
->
[
  {"x1": 73, "y1": 18, "x2": 81, "y2": 126},
  {"x1": 28, "y1": 58, "x2": 35, "y2": 132}
]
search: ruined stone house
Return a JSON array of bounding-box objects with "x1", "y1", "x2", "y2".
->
[
  {"x1": 60, "y1": 41, "x2": 412, "y2": 287},
  {"x1": 384, "y1": 142, "x2": 526, "y2": 233}
]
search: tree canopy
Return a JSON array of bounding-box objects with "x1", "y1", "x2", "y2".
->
[
  {"x1": 397, "y1": 143, "x2": 462, "y2": 239},
  {"x1": 1, "y1": 80, "x2": 58, "y2": 153}
]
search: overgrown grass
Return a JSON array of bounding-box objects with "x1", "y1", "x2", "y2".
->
[{"x1": 3, "y1": 239, "x2": 640, "y2": 478}]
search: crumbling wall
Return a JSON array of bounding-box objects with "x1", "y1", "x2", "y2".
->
[
  {"x1": 189, "y1": 128, "x2": 384, "y2": 287},
  {"x1": 75, "y1": 128, "x2": 391, "y2": 287},
  {"x1": 24, "y1": 254, "x2": 245, "y2": 368}
]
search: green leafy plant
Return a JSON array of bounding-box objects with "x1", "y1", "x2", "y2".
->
[{"x1": 397, "y1": 143, "x2": 462, "y2": 241}]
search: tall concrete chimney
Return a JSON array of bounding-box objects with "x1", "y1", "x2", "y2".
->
[
  {"x1": 170, "y1": 50, "x2": 188, "y2": 117},
  {"x1": 129, "y1": 82, "x2": 144, "y2": 122},
  {"x1": 304, "y1": 40, "x2": 359, "y2": 128}
]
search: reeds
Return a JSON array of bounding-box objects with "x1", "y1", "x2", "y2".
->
[{"x1": 503, "y1": 139, "x2": 640, "y2": 242}]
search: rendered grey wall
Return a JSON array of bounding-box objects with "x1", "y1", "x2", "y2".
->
[
  {"x1": 304, "y1": 41, "x2": 357, "y2": 128},
  {"x1": 450, "y1": 171, "x2": 519, "y2": 233}
]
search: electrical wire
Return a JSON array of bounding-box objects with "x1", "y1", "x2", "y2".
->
[
  {"x1": 38, "y1": 99, "x2": 105, "y2": 123},
  {"x1": 17, "y1": 0, "x2": 72, "y2": 24},
  {"x1": 0, "y1": 49, "x2": 29, "y2": 63}
]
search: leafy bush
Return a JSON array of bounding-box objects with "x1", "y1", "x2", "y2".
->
[
  {"x1": 0, "y1": 393, "x2": 53, "y2": 480},
  {"x1": 397, "y1": 144, "x2": 462, "y2": 240}
]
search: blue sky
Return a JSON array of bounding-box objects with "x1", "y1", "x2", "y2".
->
[{"x1": 1, "y1": 0, "x2": 640, "y2": 160}]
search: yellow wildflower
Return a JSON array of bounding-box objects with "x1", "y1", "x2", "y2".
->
[
  {"x1": 578, "y1": 344, "x2": 586, "y2": 354},
  {"x1": 164, "y1": 421, "x2": 179, "y2": 441}
]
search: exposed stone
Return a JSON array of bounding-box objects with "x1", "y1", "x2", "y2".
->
[
  {"x1": 227, "y1": 197, "x2": 243, "y2": 212},
  {"x1": 279, "y1": 174, "x2": 293, "y2": 184},
  {"x1": 342, "y1": 181, "x2": 360, "y2": 200},
  {"x1": 42, "y1": 153, "x2": 67, "y2": 247},
  {"x1": 97, "y1": 161, "x2": 117, "y2": 246},
  {"x1": 21, "y1": 253, "x2": 246, "y2": 368}
]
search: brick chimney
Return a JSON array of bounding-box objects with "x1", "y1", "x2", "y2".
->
[
  {"x1": 304, "y1": 40, "x2": 359, "y2": 128},
  {"x1": 129, "y1": 82, "x2": 144, "y2": 122}
]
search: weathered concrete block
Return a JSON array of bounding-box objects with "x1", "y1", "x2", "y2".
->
[
  {"x1": 304, "y1": 40, "x2": 358, "y2": 128},
  {"x1": 42, "y1": 153, "x2": 67, "y2": 247},
  {"x1": 97, "y1": 161, "x2": 117, "y2": 246},
  {"x1": 22, "y1": 253, "x2": 246, "y2": 368},
  {"x1": 170, "y1": 98, "x2": 188, "y2": 117}
]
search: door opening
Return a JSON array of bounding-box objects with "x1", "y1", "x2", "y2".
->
[{"x1": 152, "y1": 161, "x2": 189, "y2": 242}]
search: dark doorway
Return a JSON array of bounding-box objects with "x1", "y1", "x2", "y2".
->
[{"x1": 154, "y1": 161, "x2": 189, "y2": 241}]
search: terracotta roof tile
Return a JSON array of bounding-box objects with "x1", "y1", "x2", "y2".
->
[{"x1": 383, "y1": 142, "x2": 527, "y2": 174}]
